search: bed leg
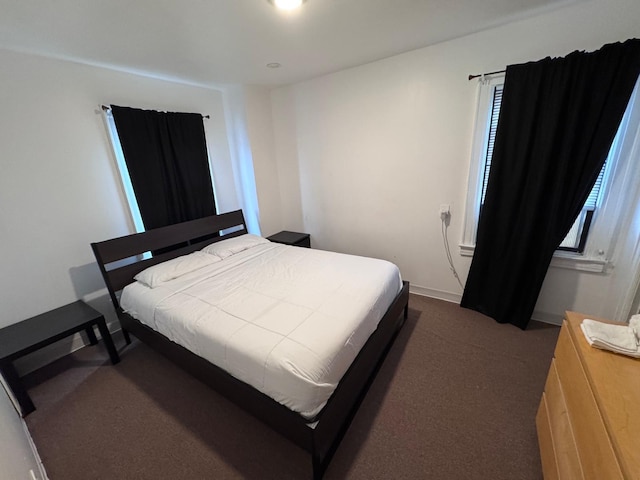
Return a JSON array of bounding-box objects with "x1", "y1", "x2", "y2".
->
[
  {"x1": 312, "y1": 452, "x2": 326, "y2": 480},
  {"x1": 404, "y1": 303, "x2": 409, "y2": 319},
  {"x1": 122, "y1": 328, "x2": 132, "y2": 345}
]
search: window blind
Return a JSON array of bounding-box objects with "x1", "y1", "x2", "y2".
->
[
  {"x1": 584, "y1": 166, "x2": 605, "y2": 210},
  {"x1": 480, "y1": 85, "x2": 503, "y2": 204}
]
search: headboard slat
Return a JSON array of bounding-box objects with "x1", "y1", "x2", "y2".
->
[
  {"x1": 91, "y1": 210, "x2": 248, "y2": 312},
  {"x1": 95, "y1": 210, "x2": 246, "y2": 263}
]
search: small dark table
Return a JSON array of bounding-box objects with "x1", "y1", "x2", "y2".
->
[
  {"x1": 267, "y1": 230, "x2": 311, "y2": 248},
  {"x1": 0, "y1": 300, "x2": 120, "y2": 416}
]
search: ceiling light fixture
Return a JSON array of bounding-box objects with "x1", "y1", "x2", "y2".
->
[
  {"x1": 267, "y1": 63, "x2": 281, "y2": 68},
  {"x1": 269, "y1": 0, "x2": 305, "y2": 11}
]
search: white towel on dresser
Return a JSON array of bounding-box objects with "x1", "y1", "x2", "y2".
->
[{"x1": 580, "y1": 319, "x2": 640, "y2": 358}]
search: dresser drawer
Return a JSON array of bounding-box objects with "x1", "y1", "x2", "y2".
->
[
  {"x1": 537, "y1": 393, "x2": 560, "y2": 480},
  {"x1": 553, "y1": 325, "x2": 623, "y2": 479},
  {"x1": 541, "y1": 359, "x2": 582, "y2": 479},
  {"x1": 538, "y1": 313, "x2": 640, "y2": 480}
]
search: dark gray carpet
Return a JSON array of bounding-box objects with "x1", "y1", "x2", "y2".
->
[{"x1": 24, "y1": 295, "x2": 559, "y2": 479}]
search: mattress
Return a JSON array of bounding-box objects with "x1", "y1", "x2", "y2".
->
[{"x1": 120, "y1": 238, "x2": 402, "y2": 419}]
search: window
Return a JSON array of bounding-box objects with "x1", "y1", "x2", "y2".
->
[
  {"x1": 461, "y1": 73, "x2": 640, "y2": 272},
  {"x1": 102, "y1": 106, "x2": 218, "y2": 235},
  {"x1": 102, "y1": 106, "x2": 219, "y2": 259},
  {"x1": 478, "y1": 83, "x2": 609, "y2": 254},
  {"x1": 103, "y1": 109, "x2": 146, "y2": 234}
]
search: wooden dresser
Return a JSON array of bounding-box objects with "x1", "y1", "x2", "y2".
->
[{"x1": 536, "y1": 311, "x2": 640, "y2": 479}]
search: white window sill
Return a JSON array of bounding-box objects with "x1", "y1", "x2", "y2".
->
[{"x1": 459, "y1": 244, "x2": 608, "y2": 273}]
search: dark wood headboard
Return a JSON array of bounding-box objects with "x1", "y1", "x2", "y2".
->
[{"x1": 91, "y1": 210, "x2": 247, "y2": 314}]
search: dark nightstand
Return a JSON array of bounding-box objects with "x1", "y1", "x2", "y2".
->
[
  {"x1": 0, "y1": 300, "x2": 120, "y2": 416},
  {"x1": 267, "y1": 231, "x2": 311, "y2": 248}
]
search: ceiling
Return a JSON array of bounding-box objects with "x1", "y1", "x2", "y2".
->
[{"x1": 0, "y1": 0, "x2": 575, "y2": 87}]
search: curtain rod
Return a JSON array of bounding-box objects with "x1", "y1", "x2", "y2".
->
[
  {"x1": 100, "y1": 104, "x2": 210, "y2": 119},
  {"x1": 468, "y1": 69, "x2": 506, "y2": 81}
]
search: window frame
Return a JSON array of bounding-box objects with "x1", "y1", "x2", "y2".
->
[
  {"x1": 102, "y1": 108, "x2": 220, "y2": 236},
  {"x1": 461, "y1": 74, "x2": 504, "y2": 258},
  {"x1": 460, "y1": 73, "x2": 638, "y2": 273},
  {"x1": 102, "y1": 109, "x2": 146, "y2": 234}
]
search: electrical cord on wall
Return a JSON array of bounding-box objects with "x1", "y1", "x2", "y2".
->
[{"x1": 441, "y1": 212, "x2": 465, "y2": 290}]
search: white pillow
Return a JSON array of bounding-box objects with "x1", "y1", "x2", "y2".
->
[
  {"x1": 134, "y1": 251, "x2": 221, "y2": 288},
  {"x1": 201, "y1": 233, "x2": 269, "y2": 259}
]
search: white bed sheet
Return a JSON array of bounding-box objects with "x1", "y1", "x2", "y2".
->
[{"x1": 120, "y1": 242, "x2": 402, "y2": 419}]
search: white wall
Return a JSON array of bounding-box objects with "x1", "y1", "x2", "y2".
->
[
  {"x1": 244, "y1": 86, "x2": 284, "y2": 237},
  {"x1": 267, "y1": 0, "x2": 640, "y2": 323},
  {"x1": 221, "y1": 84, "x2": 297, "y2": 238},
  {"x1": 0, "y1": 49, "x2": 238, "y2": 369},
  {"x1": 0, "y1": 377, "x2": 46, "y2": 479}
]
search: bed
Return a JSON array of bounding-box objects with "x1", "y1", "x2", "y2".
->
[{"x1": 91, "y1": 210, "x2": 409, "y2": 479}]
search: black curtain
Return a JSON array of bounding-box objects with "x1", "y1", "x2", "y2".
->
[
  {"x1": 461, "y1": 39, "x2": 640, "y2": 329},
  {"x1": 111, "y1": 105, "x2": 216, "y2": 230}
]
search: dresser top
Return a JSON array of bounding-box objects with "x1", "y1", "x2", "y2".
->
[{"x1": 565, "y1": 311, "x2": 640, "y2": 479}]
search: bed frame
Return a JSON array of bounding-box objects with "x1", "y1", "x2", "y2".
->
[{"x1": 91, "y1": 210, "x2": 409, "y2": 479}]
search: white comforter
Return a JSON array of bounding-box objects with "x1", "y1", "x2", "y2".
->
[{"x1": 121, "y1": 240, "x2": 402, "y2": 419}]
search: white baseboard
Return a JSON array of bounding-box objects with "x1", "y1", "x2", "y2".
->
[
  {"x1": 530, "y1": 311, "x2": 564, "y2": 326},
  {"x1": 0, "y1": 377, "x2": 49, "y2": 479},
  {"x1": 409, "y1": 283, "x2": 564, "y2": 326},
  {"x1": 22, "y1": 420, "x2": 48, "y2": 480},
  {"x1": 409, "y1": 284, "x2": 462, "y2": 303}
]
